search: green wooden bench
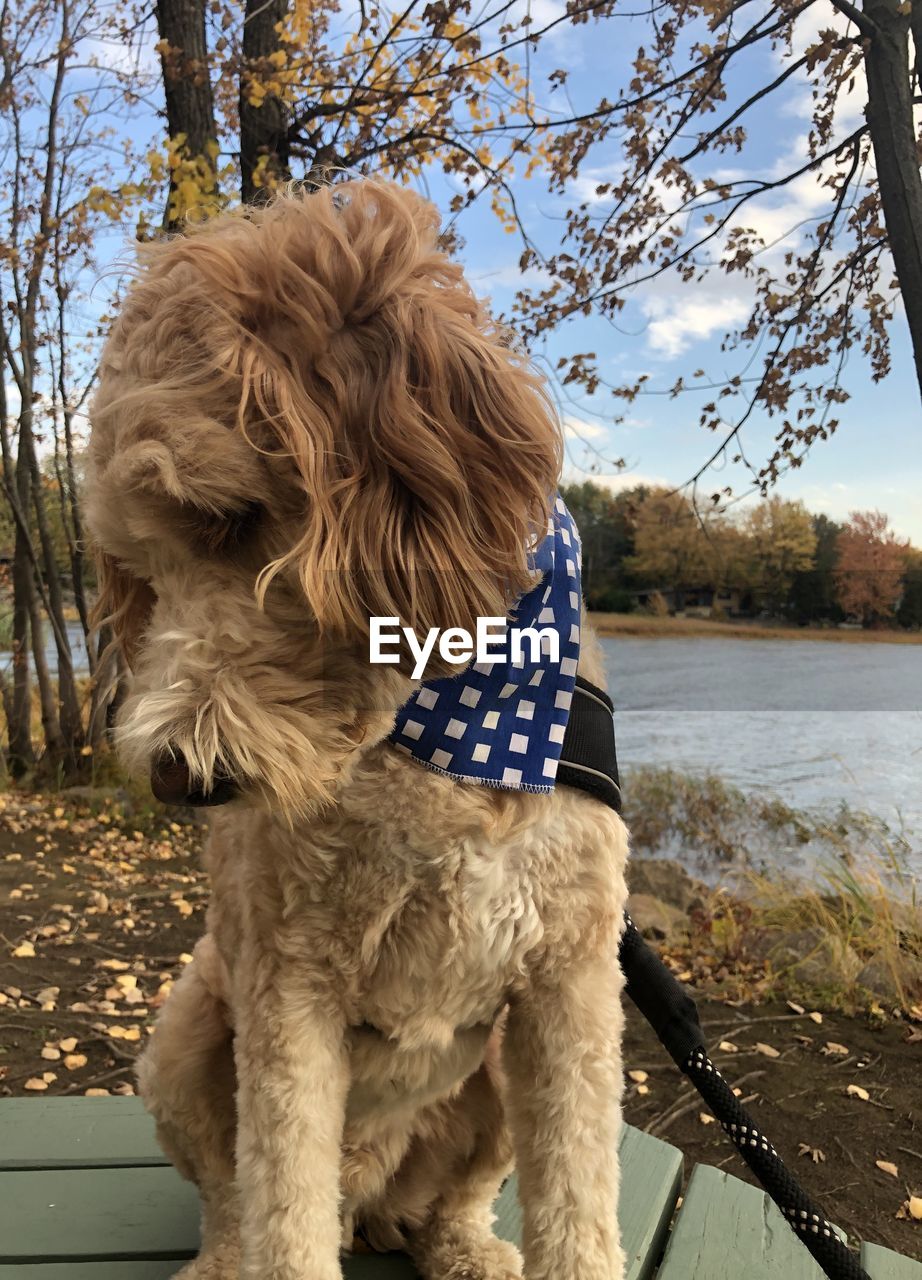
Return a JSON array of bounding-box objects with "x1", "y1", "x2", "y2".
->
[{"x1": 0, "y1": 1099, "x2": 918, "y2": 1278}]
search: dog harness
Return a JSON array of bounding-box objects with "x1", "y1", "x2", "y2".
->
[{"x1": 388, "y1": 495, "x2": 618, "y2": 805}]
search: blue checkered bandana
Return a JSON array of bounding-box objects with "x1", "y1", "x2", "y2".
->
[{"x1": 388, "y1": 495, "x2": 582, "y2": 794}]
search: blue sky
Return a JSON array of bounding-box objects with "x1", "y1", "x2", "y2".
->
[{"x1": 416, "y1": 1, "x2": 922, "y2": 544}]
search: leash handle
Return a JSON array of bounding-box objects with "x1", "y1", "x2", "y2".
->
[{"x1": 620, "y1": 914, "x2": 871, "y2": 1280}]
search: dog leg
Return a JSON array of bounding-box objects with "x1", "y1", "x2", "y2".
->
[
  {"x1": 136, "y1": 949, "x2": 240, "y2": 1279},
  {"x1": 402, "y1": 1050, "x2": 522, "y2": 1280},
  {"x1": 233, "y1": 966, "x2": 349, "y2": 1280},
  {"x1": 502, "y1": 931, "x2": 625, "y2": 1280}
]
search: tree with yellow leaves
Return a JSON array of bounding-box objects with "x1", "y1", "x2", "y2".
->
[
  {"x1": 152, "y1": 0, "x2": 559, "y2": 225},
  {"x1": 626, "y1": 489, "x2": 718, "y2": 609},
  {"x1": 0, "y1": 0, "x2": 159, "y2": 775},
  {"x1": 742, "y1": 497, "x2": 817, "y2": 617}
]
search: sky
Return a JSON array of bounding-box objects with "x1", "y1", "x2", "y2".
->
[
  {"x1": 416, "y1": 2, "x2": 922, "y2": 544},
  {"x1": 17, "y1": 0, "x2": 920, "y2": 544}
]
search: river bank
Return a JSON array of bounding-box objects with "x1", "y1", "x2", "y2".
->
[{"x1": 592, "y1": 611, "x2": 922, "y2": 643}]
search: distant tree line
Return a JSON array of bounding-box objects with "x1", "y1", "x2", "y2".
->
[{"x1": 562, "y1": 482, "x2": 922, "y2": 631}]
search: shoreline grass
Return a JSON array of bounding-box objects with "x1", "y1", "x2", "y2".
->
[
  {"x1": 591, "y1": 611, "x2": 922, "y2": 644},
  {"x1": 623, "y1": 765, "x2": 921, "y2": 1014}
]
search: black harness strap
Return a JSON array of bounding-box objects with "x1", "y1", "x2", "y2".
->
[
  {"x1": 557, "y1": 676, "x2": 623, "y2": 812},
  {"x1": 559, "y1": 678, "x2": 870, "y2": 1280}
]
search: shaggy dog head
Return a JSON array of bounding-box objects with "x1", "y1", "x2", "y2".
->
[{"x1": 86, "y1": 181, "x2": 562, "y2": 817}]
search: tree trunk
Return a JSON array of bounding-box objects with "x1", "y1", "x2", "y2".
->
[
  {"x1": 23, "y1": 408, "x2": 84, "y2": 770},
  {"x1": 7, "y1": 410, "x2": 35, "y2": 776},
  {"x1": 156, "y1": 0, "x2": 220, "y2": 229},
  {"x1": 239, "y1": 0, "x2": 291, "y2": 204},
  {"x1": 863, "y1": 0, "x2": 922, "y2": 399},
  {"x1": 0, "y1": 381, "x2": 32, "y2": 775},
  {"x1": 57, "y1": 425, "x2": 95, "y2": 677},
  {"x1": 8, "y1": 530, "x2": 34, "y2": 776}
]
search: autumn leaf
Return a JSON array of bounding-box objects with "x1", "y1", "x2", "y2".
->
[
  {"x1": 799, "y1": 1144, "x2": 825, "y2": 1164},
  {"x1": 875, "y1": 1160, "x2": 898, "y2": 1178},
  {"x1": 755, "y1": 1042, "x2": 780, "y2": 1059},
  {"x1": 847, "y1": 1085, "x2": 870, "y2": 1101}
]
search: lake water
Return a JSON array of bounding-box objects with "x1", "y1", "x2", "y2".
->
[
  {"x1": 6, "y1": 625, "x2": 920, "y2": 867},
  {"x1": 600, "y1": 636, "x2": 922, "y2": 870}
]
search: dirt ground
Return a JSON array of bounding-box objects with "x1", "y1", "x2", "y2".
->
[{"x1": 1, "y1": 791, "x2": 920, "y2": 1262}]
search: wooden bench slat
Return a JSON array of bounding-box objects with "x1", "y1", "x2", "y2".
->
[
  {"x1": 618, "y1": 1124, "x2": 684, "y2": 1279},
  {"x1": 656, "y1": 1164, "x2": 838, "y2": 1279},
  {"x1": 0, "y1": 1259, "x2": 421, "y2": 1279},
  {"x1": 0, "y1": 1166, "x2": 199, "y2": 1264},
  {"x1": 0, "y1": 1105, "x2": 681, "y2": 1278},
  {"x1": 0, "y1": 1265, "x2": 181, "y2": 1279},
  {"x1": 861, "y1": 1240, "x2": 922, "y2": 1278},
  {"x1": 0, "y1": 1098, "x2": 166, "y2": 1170}
]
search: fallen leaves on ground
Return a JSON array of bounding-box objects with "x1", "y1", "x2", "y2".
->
[
  {"x1": 0, "y1": 791, "x2": 205, "y2": 1098},
  {"x1": 897, "y1": 1197, "x2": 922, "y2": 1222},
  {"x1": 822, "y1": 1042, "x2": 849, "y2": 1057}
]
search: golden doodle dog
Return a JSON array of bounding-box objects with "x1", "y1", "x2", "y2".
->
[{"x1": 85, "y1": 180, "x2": 629, "y2": 1280}]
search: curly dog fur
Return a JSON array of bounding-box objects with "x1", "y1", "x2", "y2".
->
[{"x1": 85, "y1": 180, "x2": 629, "y2": 1280}]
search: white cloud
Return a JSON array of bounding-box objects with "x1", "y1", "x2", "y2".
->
[
  {"x1": 641, "y1": 275, "x2": 751, "y2": 360},
  {"x1": 562, "y1": 414, "x2": 609, "y2": 441}
]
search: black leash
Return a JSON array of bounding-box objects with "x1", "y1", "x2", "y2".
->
[{"x1": 561, "y1": 675, "x2": 871, "y2": 1280}]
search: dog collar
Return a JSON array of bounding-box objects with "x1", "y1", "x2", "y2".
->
[{"x1": 388, "y1": 495, "x2": 582, "y2": 794}]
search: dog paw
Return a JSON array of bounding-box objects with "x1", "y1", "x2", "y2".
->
[
  {"x1": 423, "y1": 1233, "x2": 523, "y2": 1280},
  {"x1": 170, "y1": 1249, "x2": 239, "y2": 1280}
]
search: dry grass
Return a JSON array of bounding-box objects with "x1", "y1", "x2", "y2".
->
[
  {"x1": 591, "y1": 611, "x2": 922, "y2": 644},
  {"x1": 742, "y1": 858, "x2": 921, "y2": 1010},
  {"x1": 625, "y1": 766, "x2": 922, "y2": 1014}
]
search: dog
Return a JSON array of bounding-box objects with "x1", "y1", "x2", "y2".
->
[{"x1": 85, "y1": 180, "x2": 629, "y2": 1280}]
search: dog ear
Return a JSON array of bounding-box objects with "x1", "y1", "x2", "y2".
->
[
  {"x1": 91, "y1": 550, "x2": 156, "y2": 670},
  {"x1": 224, "y1": 182, "x2": 563, "y2": 644}
]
